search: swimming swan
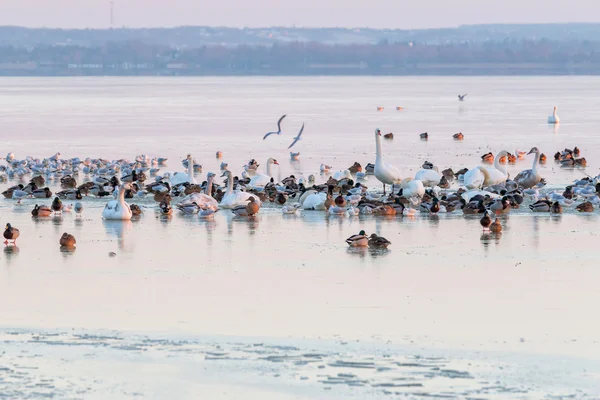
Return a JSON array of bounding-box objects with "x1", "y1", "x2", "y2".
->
[
  {"x1": 548, "y1": 106, "x2": 560, "y2": 124},
  {"x1": 102, "y1": 183, "x2": 133, "y2": 220},
  {"x1": 220, "y1": 170, "x2": 261, "y2": 209}
]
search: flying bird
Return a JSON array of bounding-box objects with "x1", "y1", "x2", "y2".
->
[
  {"x1": 287, "y1": 123, "x2": 305, "y2": 149},
  {"x1": 263, "y1": 114, "x2": 286, "y2": 140},
  {"x1": 458, "y1": 94, "x2": 467, "y2": 101}
]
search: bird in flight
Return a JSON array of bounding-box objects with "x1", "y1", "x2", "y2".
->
[
  {"x1": 458, "y1": 94, "x2": 467, "y2": 101},
  {"x1": 263, "y1": 115, "x2": 286, "y2": 140},
  {"x1": 287, "y1": 123, "x2": 305, "y2": 149}
]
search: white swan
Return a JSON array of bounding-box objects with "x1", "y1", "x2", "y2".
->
[
  {"x1": 178, "y1": 172, "x2": 219, "y2": 210},
  {"x1": 548, "y1": 106, "x2": 560, "y2": 124},
  {"x1": 514, "y1": 147, "x2": 542, "y2": 189},
  {"x1": 248, "y1": 158, "x2": 279, "y2": 188},
  {"x1": 398, "y1": 178, "x2": 425, "y2": 199},
  {"x1": 333, "y1": 170, "x2": 352, "y2": 181},
  {"x1": 303, "y1": 192, "x2": 328, "y2": 210},
  {"x1": 481, "y1": 150, "x2": 509, "y2": 186},
  {"x1": 220, "y1": 170, "x2": 261, "y2": 209},
  {"x1": 170, "y1": 154, "x2": 197, "y2": 186},
  {"x1": 373, "y1": 128, "x2": 402, "y2": 194},
  {"x1": 102, "y1": 183, "x2": 133, "y2": 220},
  {"x1": 414, "y1": 166, "x2": 441, "y2": 188},
  {"x1": 463, "y1": 167, "x2": 486, "y2": 190}
]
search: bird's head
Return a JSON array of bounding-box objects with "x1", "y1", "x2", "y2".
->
[{"x1": 375, "y1": 128, "x2": 381, "y2": 136}]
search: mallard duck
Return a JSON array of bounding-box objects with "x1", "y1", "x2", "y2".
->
[
  {"x1": 574, "y1": 158, "x2": 587, "y2": 167},
  {"x1": 383, "y1": 132, "x2": 394, "y2": 140},
  {"x1": 57, "y1": 189, "x2": 82, "y2": 200},
  {"x1": 574, "y1": 146, "x2": 581, "y2": 157},
  {"x1": 334, "y1": 194, "x2": 347, "y2": 207},
  {"x1": 480, "y1": 211, "x2": 492, "y2": 230},
  {"x1": 453, "y1": 132, "x2": 464, "y2": 140},
  {"x1": 462, "y1": 199, "x2": 486, "y2": 215},
  {"x1": 130, "y1": 204, "x2": 142, "y2": 216},
  {"x1": 51, "y1": 197, "x2": 63, "y2": 213},
  {"x1": 420, "y1": 132, "x2": 428, "y2": 140},
  {"x1": 59, "y1": 232, "x2": 76, "y2": 247},
  {"x1": 2, "y1": 184, "x2": 24, "y2": 199},
  {"x1": 348, "y1": 162, "x2": 362, "y2": 174},
  {"x1": 160, "y1": 203, "x2": 173, "y2": 215},
  {"x1": 60, "y1": 175, "x2": 77, "y2": 189},
  {"x1": 3, "y1": 223, "x2": 19, "y2": 245},
  {"x1": 216, "y1": 151, "x2": 223, "y2": 159},
  {"x1": 346, "y1": 230, "x2": 369, "y2": 247},
  {"x1": 507, "y1": 153, "x2": 517, "y2": 164},
  {"x1": 481, "y1": 152, "x2": 494, "y2": 163},
  {"x1": 576, "y1": 202, "x2": 594, "y2": 212},
  {"x1": 539, "y1": 153, "x2": 547, "y2": 164},
  {"x1": 529, "y1": 199, "x2": 551, "y2": 212},
  {"x1": 32, "y1": 187, "x2": 52, "y2": 199},
  {"x1": 365, "y1": 163, "x2": 375, "y2": 175},
  {"x1": 31, "y1": 175, "x2": 45, "y2": 186},
  {"x1": 31, "y1": 204, "x2": 52, "y2": 217},
  {"x1": 368, "y1": 233, "x2": 391, "y2": 249},
  {"x1": 246, "y1": 197, "x2": 260, "y2": 216},
  {"x1": 551, "y1": 201, "x2": 562, "y2": 214},
  {"x1": 490, "y1": 219, "x2": 502, "y2": 233}
]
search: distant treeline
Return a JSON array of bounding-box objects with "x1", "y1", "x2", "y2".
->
[{"x1": 2, "y1": 40, "x2": 600, "y2": 76}]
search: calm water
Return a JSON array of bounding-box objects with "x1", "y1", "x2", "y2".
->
[{"x1": 0, "y1": 77, "x2": 599, "y2": 399}]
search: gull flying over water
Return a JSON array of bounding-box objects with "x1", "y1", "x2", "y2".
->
[
  {"x1": 287, "y1": 123, "x2": 305, "y2": 149},
  {"x1": 458, "y1": 94, "x2": 467, "y2": 101},
  {"x1": 263, "y1": 114, "x2": 286, "y2": 140}
]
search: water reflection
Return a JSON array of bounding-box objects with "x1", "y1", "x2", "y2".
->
[
  {"x1": 103, "y1": 220, "x2": 133, "y2": 251},
  {"x1": 3, "y1": 245, "x2": 19, "y2": 263},
  {"x1": 60, "y1": 246, "x2": 76, "y2": 257}
]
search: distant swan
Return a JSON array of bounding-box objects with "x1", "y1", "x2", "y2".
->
[
  {"x1": 548, "y1": 106, "x2": 560, "y2": 124},
  {"x1": 249, "y1": 158, "x2": 279, "y2": 188},
  {"x1": 170, "y1": 154, "x2": 197, "y2": 186},
  {"x1": 102, "y1": 183, "x2": 133, "y2": 220}
]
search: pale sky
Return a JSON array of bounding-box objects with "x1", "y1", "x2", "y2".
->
[{"x1": 0, "y1": 0, "x2": 598, "y2": 29}]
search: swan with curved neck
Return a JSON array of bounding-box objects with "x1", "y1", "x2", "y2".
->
[
  {"x1": 374, "y1": 128, "x2": 402, "y2": 194},
  {"x1": 102, "y1": 183, "x2": 133, "y2": 220},
  {"x1": 482, "y1": 150, "x2": 509, "y2": 185},
  {"x1": 178, "y1": 172, "x2": 219, "y2": 210},
  {"x1": 220, "y1": 170, "x2": 261, "y2": 209},
  {"x1": 548, "y1": 106, "x2": 560, "y2": 124},
  {"x1": 514, "y1": 147, "x2": 542, "y2": 188},
  {"x1": 249, "y1": 158, "x2": 279, "y2": 188}
]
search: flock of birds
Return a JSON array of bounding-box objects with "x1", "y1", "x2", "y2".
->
[{"x1": 0, "y1": 105, "x2": 593, "y2": 253}]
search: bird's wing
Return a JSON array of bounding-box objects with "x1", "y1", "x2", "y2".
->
[
  {"x1": 277, "y1": 114, "x2": 287, "y2": 131},
  {"x1": 287, "y1": 123, "x2": 304, "y2": 149},
  {"x1": 263, "y1": 132, "x2": 278, "y2": 140}
]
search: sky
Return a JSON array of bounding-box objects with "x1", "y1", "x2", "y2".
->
[{"x1": 0, "y1": 0, "x2": 598, "y2": 29}]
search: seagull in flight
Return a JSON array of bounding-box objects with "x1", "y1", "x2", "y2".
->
[
  {"x1": 287, "y1": 123, "x2": 305, "y2": 149},
  {"x1": 458, "y1": 94, "x2": 467, "y2": 101},
  {"x1": 263, "y1": 115, "x2": 286, "y2": 140}
]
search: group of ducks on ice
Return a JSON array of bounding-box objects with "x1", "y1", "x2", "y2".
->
[{"x1": 1, "y1": 119, "x2": 596, "y2": 250}]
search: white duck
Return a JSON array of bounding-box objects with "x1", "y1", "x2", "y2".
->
[
  {"x1": 248, "y1": 158, "x2": 279, "y2": 188},
  {"x1": 514, "y1": 147, "x2": 542, "y2": 189},
  {"x1": 548, "y1": 106, "x2": 560, "y2": 124},
  {"x1": 102, "y1": 183, "x2": 133, "y2": 220},
  {"x1": 219, "y1": 170, "x2": 261, "y2": 209},
  {"x1": 170, "y1": 154, "x2": 197, "y2": 186},
  {"x1": 373, "y1": 128, "x2": 402, "y2": 194}
]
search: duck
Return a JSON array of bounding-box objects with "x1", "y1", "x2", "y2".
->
[
  {"x1": 348, "y1": 162, "x2": 362, "y2": 174},
  {"x1": 346, "y1": 230, "x2": 369, "y2": 247},
  {"x1": 481, "y1": 152, "x2": 494, "y2": 163},
  {"x1": 177, "y1": 202, "x2": 201, "y2": 214},
  {"x1": 51, "y1": 197, "x2": 63, "y2": 213},
  {"x1": 574, "y1": 146, "x2": 581, "y2": 157},
  {"x1": 374, "y1": 205, "x2": 396, "y2": 216},
  {"x1": 480, "y1": 211, "x2": 492, "y2": 230},
  {"x1": 374, "y1": 128, "x2": 402, "y2": 194},
  {"x1": 489, "y1": 219, "x2": 502, "y2": 233},
  {"x1": 377, "y1": 106, "x2": 384, "y2": 111},
  {"x1": 507, "y1": 153, "x2": 517, "y2": 164},
  {"x1": 248, "y1": 158, "x2": 279, "y2": 188},
  {"x1": 216, "y1": 151, "x2": 223, "y2": 159},
  {"x1": 368, "y1": 234, "x2": 391, "y2": 249},
  {"x1": 3, "y1": 223, "x2": 19, "y2": 245},
  {"x1": 130, "y1": 204, "x2": 142, "y2": 216},
  {"x1": 383, "y1": 132, "x2": 394, "y2": 140},
  {"x1": 539, "y1": 153, "x2": 547, "y2": 164},
  {"x1": 74, "y1": 202, "x2": 83, "y2": 215},
  {"x1": 159, "y1": 202, "x2": 173, "y2": 216},
  {"x1": 576, "y1": 202, "x2": 594, "y2": 212},
  {"x1": 420, "y1": 132, "x2": 428, "y2": 140},
  {"x1": 32, "y1": 187, "x2": 52, "y2": 199},
  {"x1": 529, "y1": 199, "x2": 551, "y2": 212},
  {"x1": 56, "y1": 189, "x2": 82, "y2": 200},
  {"x1": 548, "y1": 106, "x2": 560, "y2": 124},
  {"x1": 2, "y1": 184, "x2": 24, "y2": 199},
  {"x1": 290, "y1": 152, "x2": 300, "y2": 161},
  {"x1": 514, "y1": 147, "x2": 542, "y2": 189},
  {"x1": 551, "y1": 201, "x2": 563, "y2": 214},
  {"x1": 320, "y1": 164, "x2": 332, "y2": 174},
  {"x1": 220, "y1": 170, "x2": 261, "y2": 209},
  {"x1": 102, "y1": 183, "x2": 133, "y2": 220},
  {"x1": 453, "y1": 132, "x2": 464, "y2": 140},
  {"x1": 59, "y1": 232, "x2": 76, "y2": 247},
  {"x1": 178, "y1": 173, "x2": 219, "y2": 210},
  {"x1": 198, "y1": 206, "x2": 218, "y2": 220},
  {"x1": 60, "y1": 175, "x2": 77, "y2": 189},
  {"x1": 246, "y1": 197, "x2": 260, "y2": 216},
  {"x1": 31, "y1": 204, "x2": 53, "y2": 217}
]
